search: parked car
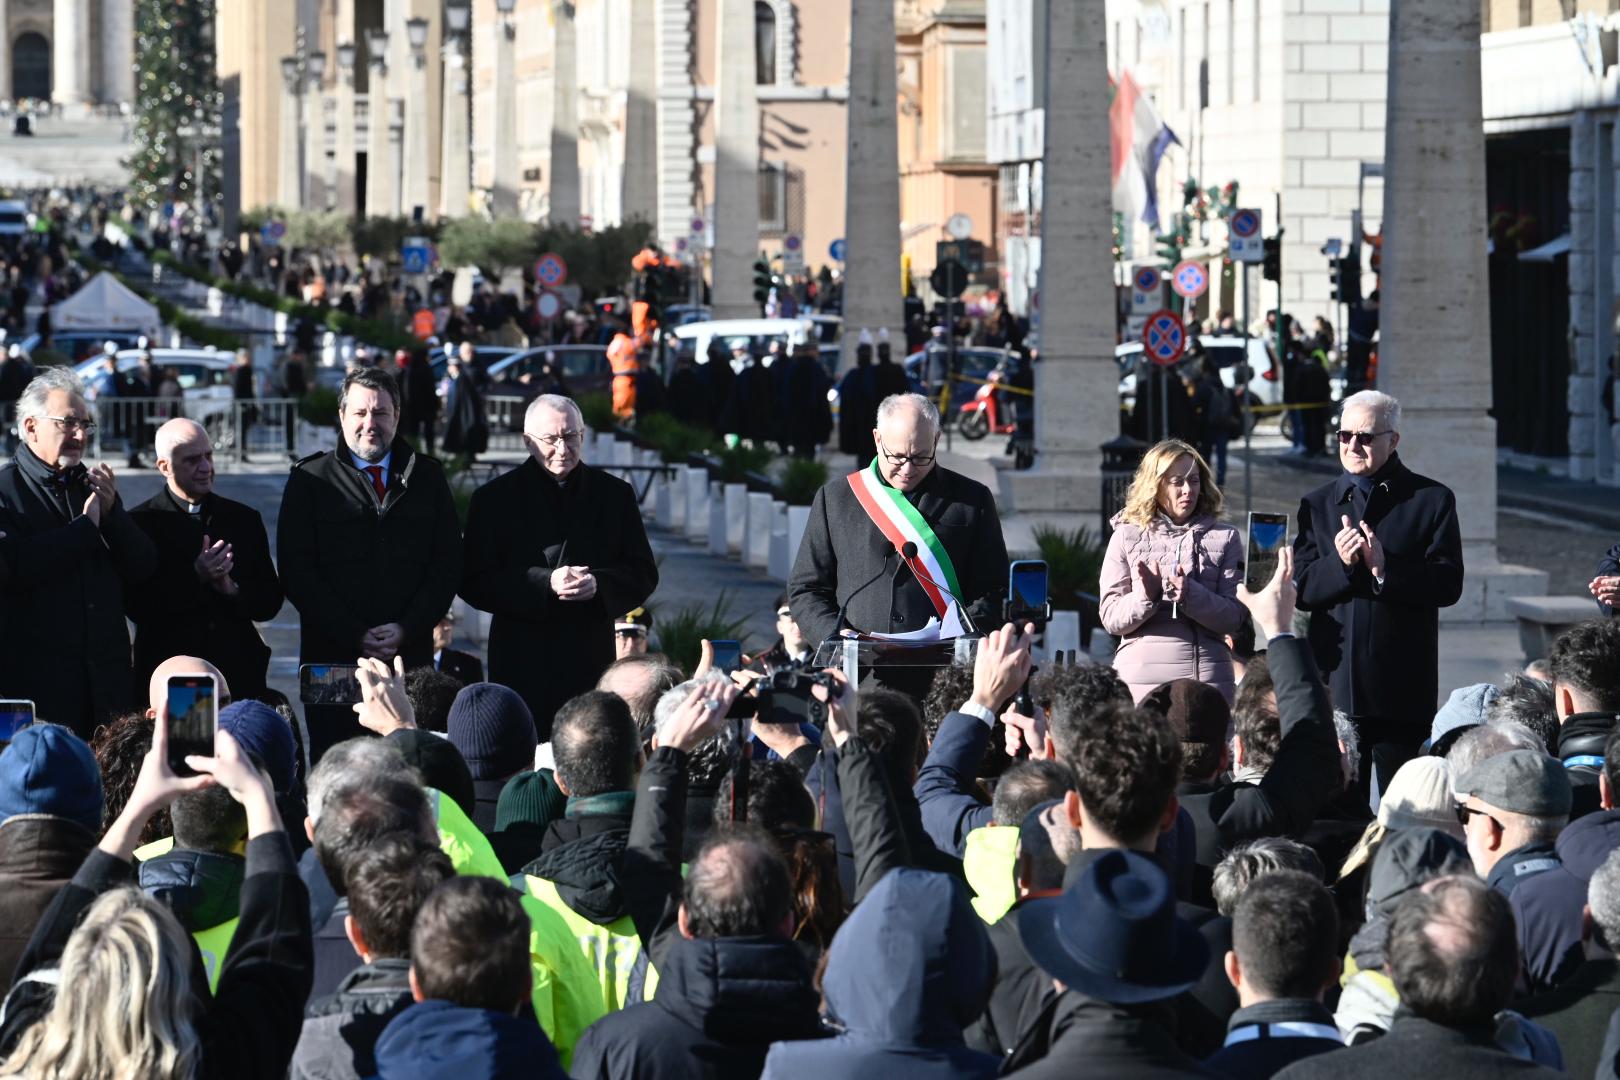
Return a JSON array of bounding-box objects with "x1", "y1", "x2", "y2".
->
[
  {"x1": 0, "y1": 200, "x2": 28, "y2": 237},
  {"x1": 904, "y1": 346, "x2": 1009, "y2": 399},
  {"x1": 72, "y1": 348, "x2": 271, "y2": 451},
  {"x1": 486, "y1": 344, "x2": 612, "y2": 399},
  {"x1": 20, "y1": 330, "x2": 146, "y2": 365}
]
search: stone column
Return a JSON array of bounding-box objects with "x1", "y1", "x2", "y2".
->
[
  {"x1": 334, "y1": 46, "x2": 358, "y2": 215},
  {"x1": 303, "y1": 54, "x2": 328, "y2": 210},
  {"x1": 620, "y1": 0, "x2": 657, "y2": 224},
  {"x1": 439, "y1": 38, "x2": 469, "y2": 219},
  {"x1": 840, "y1": 0, "x2": 903, "y2": 366},
  {"x1": 491, "y1": 14, "x2": 518, "y2": 215},
  {"x1": 1377, "y1": 0, "x2": 1545, "y2": 618},
  {"x1": 99, "y1": 0, "x2": 135, "y2": 106},
  {"x1": 401, "y1": 38, "x2": 431, "y2": 220},
  {"x1": 710, "y1": 0, "x2": 759, "y2": 320},
  {"x1": 547, "y1": 1, "x2": 581, "y2": 227},
  {"x1": 278, "y1": 61, "x2": 304, "y2": 210},
  {"x1": 364, "y1": 41, "x2": 396, "y2": 218},
  {"x1": 1000, "y1": 0, "x2": 1119, "y2": 515},
  {"x1": 52, "y1": 0, "x2": 90, "y2": 110}
]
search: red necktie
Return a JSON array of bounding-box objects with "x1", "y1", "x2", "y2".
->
[{"x1": 363, "y1": 465, "x2": 386, "y2": 501}]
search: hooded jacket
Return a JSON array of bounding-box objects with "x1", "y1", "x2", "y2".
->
[
  {"x1": 0, "y1": 815, "x2": 95, "y2": 985},
  {"x1": 1511, "y1": 807, "x2": 1620, "y2": 991},
  {"x1": 373, "y1": 999, "x2": 565, "y2": 1080},
  {"x1": 1099, "y1": 512, "x2": 1245, "y2": 704},
  {"x1": 1557, "y1": 712, "x2": 1617, "y2": 820},
  {"x1": 568, "y1": 934, "x2": 824, "y2": 1079},
  {"x1": 290, "y1": 957, "x2": 413, "y2": 1080},
  {"x1": 760, "y1": 869, "x2": 1000, "y2": 1080}
]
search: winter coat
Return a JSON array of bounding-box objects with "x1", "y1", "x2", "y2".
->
[
  {"x1": 441, "y1": 372, "x2": 488, "y2": 454},
  {"x1": 1177, "y1": 637, "x2": 1344, "y2": 870},
  {"x1": 373, "y1": 999, "x2": 565, "y2": 1080},
  {"x1": 1518, "y1": 956, "x2": 1620, "y2": 1080},
  {"x1": 1099, "y1": 512, "x2": 1245, "y2": 703},
  {"x1": 290, "y1": 957, "x2": 413, "y2": 1080},
  {"x1": 1000, "y1": 989, "x2": 1219, "y2": 1079},
  {"x1": 1511, "y1": 807, "x2": 1620, "y2": 991},
  {"x1": 1292, "y1": 454, "x2": 1463, "y2": 736},
  {"x1": 1272, "y1": 1016, "x2": 1562, "y2": 1080},
  {"x1": 1557, "y1": 711, "x2": 1617, "y2": 820},
  {"x1": 759, "y1": 869, "x2": 999, "y2": 1080},
  {"x1": 1204, "y1": 999, "x2": 1345, "y2": 1079},
  {"x1": 966, "y1": 904, "x2": 1051, "y2": 1059},
  {"x1": 138, "y1": 846, "x2": 246, "y2": 933},
  {"x1": 836, "y1": 363, "x2": 879, "y2": 460},
  {"x1": 568, "y1": 935, "x2": 824, "y2": 1080},
  {"x1": 0, "y1": 815, "x2": 95, "y2": 985}
]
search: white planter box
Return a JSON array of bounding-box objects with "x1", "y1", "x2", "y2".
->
[
  {"x1": 744, "y1": 492, "x2": 774, "y2": 568},
  {"x1": 684, "y1": 472, "x2": 711, "y2": 541},
  {"x1": 723, "y1": 484, "x2": 748, "y2": 555},
  {"x1": 707, "y1": 494, "x2": 728, "y2": 554},
  {"x1": 654, "y1": 474, "x2": 674, "y2": 523},
  {"x1": 668, "y1": 465, "x2": 689, "y2": 529},
  {"x1": 767, "y1": 500, "x2": 791, "y2": 581},
  {"x1": 785, "y1": 505, "x2": 811, "y2": 574}
]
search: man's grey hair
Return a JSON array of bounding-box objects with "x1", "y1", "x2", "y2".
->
[
  {"x1": 1590, "y1": 849, "x2": 1620, "y2": 951},
  {"x1": 308, "y1": 736, "x2": 417, "y2": 824},
  {"x1": 876, "y1": 392, "x2": 941, "y2": 434},
  {"x1": 154, "y1": 418, "x2": 208, "y2": 463},
  {"x1": 653, "y1": 673, "x2": 744, "y2": 754},
  {"x1": 1447, "y1": 720, "x2": 1543, "y2": 781},
  {"x1": 16, "y1": 366, "x2": 86, "y2": 423},
  {"x1": 1340, "y1": 389, "x2": 1401, "y2": 432},
  {"x1": 1210, "y1": 837, "x2": 1325, "y2": 917},
  {"x1": 524, "y1": 393, "x2": 582, "y2": 431}
]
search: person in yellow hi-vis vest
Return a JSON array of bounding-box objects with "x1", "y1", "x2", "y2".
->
[{"x1": 515, "y1": 690, "x2": 652, "y2": 1012}]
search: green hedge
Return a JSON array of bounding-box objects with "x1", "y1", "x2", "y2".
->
[{"x1": 152, "y1": 250, "x2": 418, "y2": 352}]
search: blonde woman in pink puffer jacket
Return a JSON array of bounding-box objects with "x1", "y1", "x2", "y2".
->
[{"x1": 1100, "y1": 439, "x2": 1247, "y2": 703}]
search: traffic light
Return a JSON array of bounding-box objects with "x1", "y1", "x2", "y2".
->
[
  {"x1": 1328, "y1": 258, "x2": 1341, "y2": 302},
  {"x1": 752, "y1": 259, "x2": 772, "y2": 304},
  {"x1": 1262, "y1": 237, "x2": 1281, "y2": 283}
]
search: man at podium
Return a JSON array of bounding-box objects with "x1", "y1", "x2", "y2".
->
[{"x1": 788, "y1": 393, "x2": 1009, "y2": 673}]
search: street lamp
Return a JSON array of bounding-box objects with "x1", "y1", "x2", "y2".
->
[
  {"x1": 491, "y1": 0, "x2": 519, "y2": 214},
  {"x1": 278, "y1": 56, "x2": 303, "y2": 210},
  {"x1": 401, "y1": 18, "x2": 432, "y2": 219},
  {"x1": 304, "y1": 51, "x2": 328, "y2": 210},
  {"x1": 440, "y1": 1, "x2": 472, "y2": 219},
  {"x1": 334, "y1": 42, "x2": 359, "y2": 214},
  {"x1": 364, "y1": 30, "x2": 396, "y2": 218}
]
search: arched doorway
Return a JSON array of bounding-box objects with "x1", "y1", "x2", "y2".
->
[{"x1": 12, "y1": 33, "x2": 50, "y2": 101}]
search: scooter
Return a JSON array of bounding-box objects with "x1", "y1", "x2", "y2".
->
[{"x1": 957, "y1": 365, "x2": 1018, "y2": 440}]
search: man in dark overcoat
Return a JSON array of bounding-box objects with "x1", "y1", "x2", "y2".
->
[
  {"x1": 0, "y1": 367, "x2": 156, "y2": 735},
  {"x1": 128, "y1": 418, "x2": 284, "y2": 701},
  {"x1": 459, "y1": 394, "x2": 657, "y2": 739},
  {"x1": 789, "y1": 392, "x2": 1008, "y2": 681},
  {"x1": 277, "y1": 367, "x2": 462, "y2": 761},
  {"x1": 1293, "y1": 389, "x2": 1463, "y2": 807}
]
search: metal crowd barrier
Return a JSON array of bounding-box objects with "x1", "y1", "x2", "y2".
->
[{"x1": 86, "y1": 397, "x2": 308, "y2": 467}]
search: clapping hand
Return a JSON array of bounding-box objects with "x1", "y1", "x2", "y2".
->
[
  {"x1": 1335, "y1": 514, "x2": 1367, "y2": 568},
  {"x1": 1159, "y1": 561, "x2": 1187, "y2": 605},
  {"x1": 1591, "y1": 575, "x2": 1620, "y2": 608},
  {"x1": 194, "y1": 535, "x2": 237, "y2": 593},
  {"x1": 1131, "y1": 559, "x2": 1162, "y2": 601}
]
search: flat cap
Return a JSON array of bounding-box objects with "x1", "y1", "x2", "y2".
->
[{"x1": 1455, "y1": 749, "x2": 1571, "y2": 818}]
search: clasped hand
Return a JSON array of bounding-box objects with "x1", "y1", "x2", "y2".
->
[{"x1": 551, "y1": 565, "x2": 598, "y2": 602}]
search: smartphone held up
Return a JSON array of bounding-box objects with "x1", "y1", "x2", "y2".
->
[
  {"x1": 165, "y1": 673, "x2": 219, "y2": 775},
  {"x1": 1245, "y1": 512, "x2": 1289, "y2": 591}
]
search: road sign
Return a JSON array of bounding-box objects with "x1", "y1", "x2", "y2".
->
[
  {"x1": 536, "y1": 290, "x2": 563, "y2": 320},
  {"x1": 535, "y1": 252, "x2": 568, "y2": 289},
  {"x1": 782, "y1": 232, "x2": 805, "y2": 274},
  {"x1": 829, "y1": 237, "x2": 847, "y2": 262},
  {"x1": 1171, "y1": 260, "x2": 1209, "y2": 300},
  {"x1": 690, "y1": 216, "x2": 705, "y2": 234},
  {"x1": 401, "y1": 236, "x2": 432, "y2": 275},
  {"x1": 1142, "y1": 309, "x2": 1186, "y2": 366},
  {"x1": 1130, "y1": 265, "x2": 1162, "y2": 315},
  {"x1": 931, "y1": 258, "x2": 969, "y2": 300},
  {"x1": 1228, "y1": 208, "x2": 1264, "y2": 263},
  {"x1": 269, "y1": 220, "x2": 286, "y2": 241},
  {"x1": 937, "y1": 239, "x2": 985, "y2": 274},
  {"x1": 946, "y1": 213, "x2": 974, "y2": 240}
]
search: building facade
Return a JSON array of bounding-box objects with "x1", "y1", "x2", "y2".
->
[{"x1": 0, "y1": 0, "x2": 134, "y2": 108}]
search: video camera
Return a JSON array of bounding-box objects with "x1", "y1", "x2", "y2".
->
[{"x1": 726, "y1": 663, "x2": 838, "y2": 727}]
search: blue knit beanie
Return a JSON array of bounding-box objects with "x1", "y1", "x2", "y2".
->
[
  {"x1": 219, "y1": 700, "x2": 297, "y2": 795},
  {"x1": 447, "y1": 683, "x2": 538, "y2": 781},
  {"x1": 0, "y1": 725, "x2": 103, "y2": 833}
]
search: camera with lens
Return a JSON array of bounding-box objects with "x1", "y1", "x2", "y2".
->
[{"x1": 725, "y1": 664, "x2": 837, "y2": 726}]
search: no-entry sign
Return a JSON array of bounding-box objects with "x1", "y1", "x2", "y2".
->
[{"x1": 1142, "y1": 309, "x2": 1186, "y2": 366}]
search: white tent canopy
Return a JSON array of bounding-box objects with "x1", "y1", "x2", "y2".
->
[{"x1": 51, "y1": 272, "x2": 162, "y2": 333}]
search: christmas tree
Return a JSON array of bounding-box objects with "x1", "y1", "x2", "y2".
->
[{"x1": 126, "y1": 0, "x2": 222, "y2": 216}]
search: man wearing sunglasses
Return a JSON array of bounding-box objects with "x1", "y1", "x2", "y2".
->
[
  {"x1": 788, "y1": 392, "x2": 1008, "y2": 685},
  {"x1": 1293, "y1": 389, "x2": 1464, "y2": 810},
  {"x1": 0, "y1": 367, "x2": 156, "y2": 737}
]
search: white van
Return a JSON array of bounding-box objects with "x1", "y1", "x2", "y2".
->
[{"x1": 0, "y1": 201, "x2": 29, "y2": 237}]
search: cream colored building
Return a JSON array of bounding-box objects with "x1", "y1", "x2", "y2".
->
[{"x1": 0, "y1": 0, "x2": 134, "y2": 108}]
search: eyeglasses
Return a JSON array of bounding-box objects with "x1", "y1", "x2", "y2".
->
[
  {"x1": 878, "y1": 441, "x2": 937, "y2": 468},
  {"x1": 45, "y1": 415, "x2": 96, "y2": 435},
  {"x1": 1337, "y1": 429, "x2": 1392, "y2": 447},
  {"x1": 531, "y1": 430, "x2": 585, "y2": 448},
  {"x1": 1455, "y1": 804, "x2": 1500, "y2": 829}
]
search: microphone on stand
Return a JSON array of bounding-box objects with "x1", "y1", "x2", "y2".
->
[
  {"x1": 832, "y1": 547, "x2": 900, "y2": 638},
  {"x1": 900, "y1": 541, "x2": 979, "y2": 635}
]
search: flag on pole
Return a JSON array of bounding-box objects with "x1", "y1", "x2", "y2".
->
[{"x1": 1109, "y1": 70, "x2": 1180, "y2": 231}]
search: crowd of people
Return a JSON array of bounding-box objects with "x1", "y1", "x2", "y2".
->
[{"x1": 2, "y1": 347, "x2": 1620, "y2": 1080}]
